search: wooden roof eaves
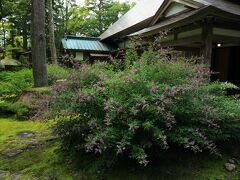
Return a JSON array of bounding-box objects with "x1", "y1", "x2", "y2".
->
[
  {"x1": 102, "y1": 17, "x2": 152, "y2": 42},
  {"x1": 209, "y1": 6, "x2": 240, "y2": 22},
  {"x1": 65, "y1": 36, "x2": 100, "y2": 41},
  {"x1": 100, "y1": 0, "x2": 164, "y2": 41},
  {"x1": 131, "y1": 6, "x2": 209, "y2": 37},
  {"x1": 64, "y1": 49, "x2": 110, "y2": 54},
  {"x1": 130, "y1": 6, "x2": 240, "y2": 38},
  {"x1": 150, "y1": 0, "x2": 204, "y2": 26}
]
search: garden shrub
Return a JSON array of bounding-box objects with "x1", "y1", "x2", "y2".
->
[
  {"x1": 0, "y1": 99, "x2": 31, "y2": 119},
  {"x1": 0, "y1": 65, "x2": 68, "y2": 96},
  {"x1": 0, "y1": 100, "x2": 13, "y2": 115},
  {"x1": 0, "y1": 65, "x2": 68, "y2": 120},
  {"x1": 10, "y1": 101, "x2": 32, "y2": 120},
  {"x1": 52, "y1": 49, "x2": 240, "y2": 167},
  {"x1": 0, "y1": 69, "x2": 33, "y2": 96},
  {"x1": 47, "y1": 65, "x2": 69, "y2": 85}
]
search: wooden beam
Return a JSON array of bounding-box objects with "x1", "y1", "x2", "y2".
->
[
  {"x1": 213, "y1": 35, "x2": 240, "y2": 44},
  {"x1": 213, "y1": 28, "x2": 240, "y2": 38},
  {"x1": 201, "y1": 16, "x2": 213, "y2": 66},
  {"x1": 160, "y1": 35, "x2": 202, "y2": 47},
  {"x1": 214, "y1": 21, "x2": 240, "y2": 31},
  {"x1": 174, "y1": 46, "x2": 200, "y2": 51}
]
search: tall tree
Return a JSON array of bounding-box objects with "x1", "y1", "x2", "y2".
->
[
  {"x1": 0, "y1": 0, "x2": 15, "y2": 20},
  {"x1": 68, "y1": 0, "x2": 132, "y2": 37},
  {"x1": 0, "y1": 0, "x2": 31, "y2": 53},
  {"x1": 31, "y1": 0, "x2": 48, "y2": 87},
  {"x1": 0, "y1": 0, "x2": 14, "y2": 50},
  {"x1": 63, "y1": 0, "x2": 76, "y2": 34},
  {"x1": 10, "y1": 0, "x2": 31, "y2": 52},
  {"x1": 48, "y1": 0, "x2": 57, "y2": 64}
]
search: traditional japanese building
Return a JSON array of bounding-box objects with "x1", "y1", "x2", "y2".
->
[
  {"x1": 62, "y1": 0, "x2": 240, "y2": 85},
  {"x1": 61, "y1": 36, "x2": 113, "y2": 63}
]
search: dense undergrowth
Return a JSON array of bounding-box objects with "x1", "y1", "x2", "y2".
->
[
  {"x1": 0, "y1": 65, "x2": 68, "y2": 119},
  {"x1": 50, "y1": 48, "x2": 240, "y2": 168}
]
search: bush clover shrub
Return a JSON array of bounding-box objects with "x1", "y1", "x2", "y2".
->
[{"x1": 52, "y1": 49, "x2": 240, "y2": 167}]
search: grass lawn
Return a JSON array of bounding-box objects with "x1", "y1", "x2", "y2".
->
[{"x1": 0, "y1": 118, "x2": 239, "y2": 179}]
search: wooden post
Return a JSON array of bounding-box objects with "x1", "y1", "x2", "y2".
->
[{"x1": 202, "y1": 16, "x2": 214, "y2": 66}]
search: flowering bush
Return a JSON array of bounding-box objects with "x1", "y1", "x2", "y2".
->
[{"x1": 52, "y1": 49, "x2": 240, "y2": 167}]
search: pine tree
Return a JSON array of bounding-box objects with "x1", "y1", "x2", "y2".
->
[
  {"x1": 31, "y1": 0, "x2": 48, "y2": 87},
  {"x1": 48, "y1": 0, "x2": 57, "y2": 64}
]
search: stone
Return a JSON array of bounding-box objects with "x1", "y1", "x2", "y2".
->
[
  {"x1": 56, "y1": 79, "x2": 67, "y2": 83},
  {"x1": 225, "y1": 163, "x2": 236, "y2": 172},
  {"x1": 228, "y1": 159, "x2": 235, "y2": 164},
  {"x1": 27, "y1": 141, "x2": 45, "y2": 149},
  {"x1": 17, "y1": 131, "x2": 35, "y2": 137},
  {"x1": 4, "y1": 149, "x2": 24, "y2": 158},
  {"x1": 11, "y1": 173, "x2": 22, "y2": 180},
  {"x1": 0, "y1": 170, "x2": 9, "y2": 178}
]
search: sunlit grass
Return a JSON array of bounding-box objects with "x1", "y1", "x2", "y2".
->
[{"x1": 0, "y1": 118, "x2": 54, "y2": 153}]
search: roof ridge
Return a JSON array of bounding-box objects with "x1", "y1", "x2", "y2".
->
[{"x1": 65, "y1": 35, "x2": 100, "y2": 41}]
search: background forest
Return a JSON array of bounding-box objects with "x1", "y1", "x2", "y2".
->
[{"x1": 0, "y1": 0, "x2": 132, "y2": 63}]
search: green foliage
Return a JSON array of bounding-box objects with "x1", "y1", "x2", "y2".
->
[
  {"x1": 0, "y1": 65, "x2": 68, "y2": 96},
  {"x1": 0, "y1": 68, "x2": 32, "y2": 95},
  {"x1": 124, "y1": 42, "x2": 139, "y2": 69},
  {"x1": 0, "y1": 99, "x2": 12, "y2": 114},
  {"x1": 0, "y1": 97, "x2": 41, "y2": 120},
  {"x1": 52, "y1": 49, "x2": 240, "y2": 167},
  {"x1": 19, "y1": 55, "x2": 29, "y2": 66},
  {"x1": 10, "y1": 101, "x2": 32, "y2": 120},
  {"x1": 47, "y1": 65, "x2": 69, "y2": 84},
  {"x1": 0, "y1": 65, "x2": 68, "y2": 119},
  {"x1": 68, "y1": 0, "x2": 132, "y2": 36}
]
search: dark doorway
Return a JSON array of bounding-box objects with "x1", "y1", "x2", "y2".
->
[
  {"x1": 228, "y1": 46, "x2": 240, "y2": 85},
  {"x1": 212, "y1": 46, "x2": 240, "y2": 86}
]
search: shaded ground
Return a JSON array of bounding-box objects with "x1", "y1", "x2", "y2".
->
[{"x1": 0, "y1": 118, "x2": 239, "y2": 179}]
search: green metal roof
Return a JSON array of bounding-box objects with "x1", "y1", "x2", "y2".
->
[{"x1": 61, "y1": 36, "x2": 112, "y2": 52}]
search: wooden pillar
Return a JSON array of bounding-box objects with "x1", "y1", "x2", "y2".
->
[{"x1": 202, "y1": 16, "x2": 214, "y2": 66}]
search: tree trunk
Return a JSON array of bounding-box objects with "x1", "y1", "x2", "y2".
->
[
  {"x1": 48, "y1": 0, "x2": 57, "y2": 64},
  {"x1": 23, "y1": 17, "x2": 28, "y2": 51},
  {"x1": 10, "y1": 28, "x2": 15, "y2": 59},
  {"x1": 31, "y1": 0, "x2": 48, "y2": 87},
  {"x1": 0, "y1": 3, "x2": 6, "y2": 58},
  {"x1": 23, "y1": 33, "x2": 28, "y2": 51},
  {"x1": 1, "y1": 19, "x2": 6, "y2": 58},
  {"x1": 65, "y1": 0, "x2": 68, "y2": 33}
]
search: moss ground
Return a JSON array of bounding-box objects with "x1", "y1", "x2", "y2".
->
[
  {"x1": 0, "y1": 118, "x2": 239, "y2": 179},
  {"x1": 0, "y1": 118, "x2": 54, "y2": 154}
]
